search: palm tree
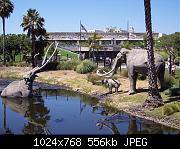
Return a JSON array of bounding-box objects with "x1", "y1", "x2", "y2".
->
[
  {"x1": 0, "y1": 0, "x2": 14, "y2": 65},
  {"x1": 143, "y1": 0, "x2": 163, "y2": 108},
  {"x1": 88, "y1": 32, "x2": 102, "y2": 62},
  {"x1": 21, "y1": 9, "x2": 45, "y2": 68}
]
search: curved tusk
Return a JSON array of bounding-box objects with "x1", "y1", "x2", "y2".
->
[
  {"x1": 42, "y1": 42, "x2": 54, "y2": 65},
  {"x1": 38, "y1": 42, "x2": 59, "y2": 71},
  {"x1": 96, "y1": 68, "x2": 115, "y2": 77}
]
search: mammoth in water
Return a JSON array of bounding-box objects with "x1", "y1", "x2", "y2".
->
[
  {"x1": 1, "y1": 42, "x2": 59, "y2": 98},
  {"x1": 97, "y1": 48, "x2": 165, "y2": 95}
]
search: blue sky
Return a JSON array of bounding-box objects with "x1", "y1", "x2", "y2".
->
[{"x1": 3, "y1": 0, "x2": 180, "y2": 34}]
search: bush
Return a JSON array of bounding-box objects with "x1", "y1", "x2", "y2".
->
[
  {"x1": 164, "y1": 72, "x2": 175, "y2": 89},
  {"x1": 57, "y1": 59, "x2": 80, "y2": 70},
  {"x1": 98, "y1": 67, "x2": 111, "y2": 74},
  {"x1": 164, "y1": 87, "x2": 180, "y2": 96},
  {"x1": 163, "y1": 102, "x2": 180, "y2": 116},
  {"x1": 87, "y1": 73, "x2": 102, "y2": 85},
  {"x1": 138, "y1": 74, "x2": 147, "y2": 80},
  {"x1": 76, "y1": 60, "x2": 97, "y2": 74}
]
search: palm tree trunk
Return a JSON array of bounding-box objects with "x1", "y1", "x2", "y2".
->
[
  {"x1": 93, "y1": 48, "x2": 95, "y2": 62},
  {"x1": 31, "y1": 31, "x2": 35, "y2": 68},
  {"x1": 2, "y1": 17, "x2": 6, "y2": 65},
  {"x1": 89, "y1": 48, "x2": 91, "y2": 60},
  {"x1": 143, "y1": 0, "x2": 163, "y2": 108}
]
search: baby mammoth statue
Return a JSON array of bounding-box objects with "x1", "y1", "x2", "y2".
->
[{"x1": 102, "y1": 78, "x2": 121, "y2": 94}]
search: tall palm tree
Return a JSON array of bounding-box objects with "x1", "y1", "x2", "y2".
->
[
  {"x1": 21, "y1": 9, "x2": 45, "y2": 68},
  {"x1": 0, "y1": 0, "x2": 14, "y2": 65},
  {"x1": 88, "y1": 32, "x2": 102, "y2": 62},
  {"x1": 143, "y1": 0, "x2": 163, "y2": 108}
]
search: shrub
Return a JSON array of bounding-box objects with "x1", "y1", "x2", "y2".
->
[
  {"x1": 57, "y1": 59, "x2": 80, "y2": 70},
  {"x1": 76, "y1": 60, "x2": 97, "y2": 74},
  {"x1": 164, "y1": 87, "x2": 180, "y2": 96},
  {"x1": 87, "y1": 73, "x2": 102, "y2": 85},
  {"x1": 138, "y1": 74, "x2": 147, "y2": 80},
  {"x1": 164, "y1": 72, "x2": 175, "y2": 89},
  {"x1": 98, "y1": 67, "x2": 111, "y2": 74},
  {"x1": 163, "y1": 102, "x2": 180, "y2": 116}
]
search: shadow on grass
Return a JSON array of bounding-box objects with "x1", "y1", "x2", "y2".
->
[
  {"x1": 164, "y1": 96, "x2": 180, "y2": 104},
  {"x1": 136, "y1": 88, "x2": 149, "y2": 93}
]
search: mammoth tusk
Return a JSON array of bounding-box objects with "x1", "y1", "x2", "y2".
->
[
  {"x1": 38, "y1": 42, "x2": 59, "y2": 71},
  {"x1": 24, "y1": 42, "x2": 59, "y2": 78},
  {"x1": 42, "y1": 42, "x2": 54, "y2": 65},
  {"x1": 96, "y1": 68, "x2": 115, "y2": 78}
]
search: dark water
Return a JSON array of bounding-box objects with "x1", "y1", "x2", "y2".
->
[{"x1": 0, "y1": 89, "x2": 179, "y2": 135}]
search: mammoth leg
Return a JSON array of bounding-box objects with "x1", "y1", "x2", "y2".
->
[
  {"x1": 128, "y1": 68, "x2": 137, "y2": 95},
  {"x1": 115, "y1": 87, "x2": 118, "y2": 92},
  {"x1": 134, "y1": 72, "x2": 138, "y2": 91},
  {"x1": 108, "y1": 85, "x2": 113, "y2": 94}
]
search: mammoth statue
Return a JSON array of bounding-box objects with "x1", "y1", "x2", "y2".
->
[
  {"x1": 97, "y1": 48, "x2": 165, "y2": 95},
  {"x1": 1, "y1": 42, "x2": 59, "y2": 98}
]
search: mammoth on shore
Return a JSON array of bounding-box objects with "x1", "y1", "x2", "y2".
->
[
  {"x1": 1, "y1": 42, "x2": 59, "y2": 98},
  {"x1": 97, "y1": 48, "x2": 165, "y2": 94}
]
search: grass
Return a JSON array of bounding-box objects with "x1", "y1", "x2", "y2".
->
[
  {"x1": 0, "y1": 72, "x2": 21, "y2": 80},
  {"x1": 58, "y1": 48, "x2": 79, "y2": 60},
  {"x1": 163, "y1": 102, "x2": 180, "y2": 116},
  {"x1": 57, "y1": 59, "x2": 80, "y2": 70}
]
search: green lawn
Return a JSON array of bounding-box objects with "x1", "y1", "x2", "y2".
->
[{"x1": 58, "y1": 48, "x2": 79, "y2": 60}]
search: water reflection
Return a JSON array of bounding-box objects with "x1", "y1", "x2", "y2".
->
[
  {"x1": 1, "y1": 97, "x2": 50, "y2": 134},
  {"x1": 0, "y1": 89, "x2": 179, "y2": 135}
]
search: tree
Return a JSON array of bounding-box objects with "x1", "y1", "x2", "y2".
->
[
  {"x1": 155, "y1": 32, "x2": 180, "y2": 74},
  {"x1": 0, "y1": 34, "x2": 31, "y2": 62},
  {"x1": 88, "y1": 32, "x2": 102, "y2": 62},
  {"x1": 0, "y1": 0, "x2": 14, "y2": 64},
  {"x1": 143, "y1": 0, "x2": 163, "y2": 108},
  {"x1": 121, "y1": 41, "x2": 145, "y2": 49},
  {"x1": 21, "y1": 8, "x2": 45, "y2": 68}
]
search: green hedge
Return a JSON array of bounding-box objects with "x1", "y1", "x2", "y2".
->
[
  {"x1": 76, "y1": 60, "x2": 97, "y2": 74},
  {"x1": 57, "y1": 59, "x2": 80, "y2": 70}
]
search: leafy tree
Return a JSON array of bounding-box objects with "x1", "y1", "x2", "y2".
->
[
  {"x1": 21, "y1": 8, "x2": 46, "y2": 67},
  {"x1": 121, "y1": 41, "x2": 145, "y2": 49},
  {"x1": 0, "y1": 0, "x2": 14, "y2": 64},
  {"x1": 143, "y1": 0, "x2": 163, "y2": 108},
  {"x1": 88, "y1": 32, "x2": 102, "y2": 62},
  {"x1": 0, "y1": 34, "x2": 31, "y2": 62},
  {"x1": 155, "y1": 32, "x2": 180, "y2": 74}
]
